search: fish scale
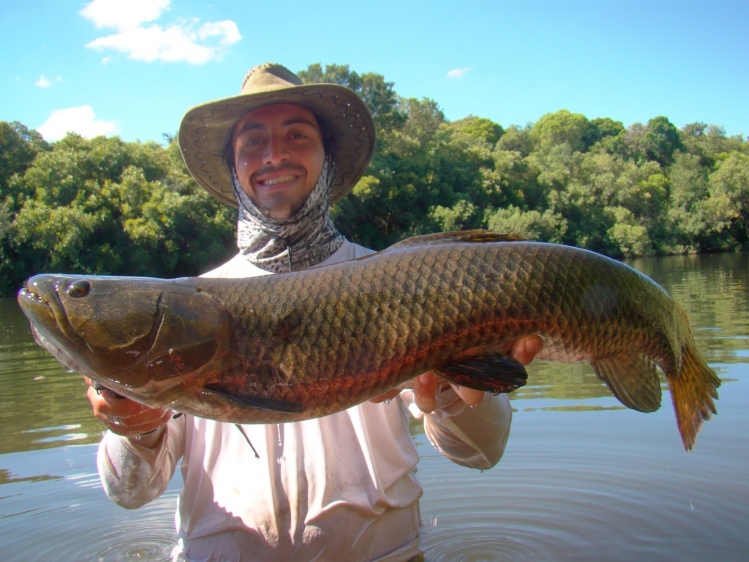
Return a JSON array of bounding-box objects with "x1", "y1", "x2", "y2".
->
[{"x1": 18, "y1": 230, "x2": 720, "y2": 450}]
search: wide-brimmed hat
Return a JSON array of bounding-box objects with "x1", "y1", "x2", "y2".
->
[{"x1": 179, "y1": 62, "x2": 376, "y2": 207}]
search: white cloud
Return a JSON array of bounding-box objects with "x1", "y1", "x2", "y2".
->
[
  {"x1": 80, "y1": 0, "x2": 241, "y2": 65},
  {"x1": 199, "y1": 20, "x2": 243, "y2": 46},
  {"x1": 80, "y1": 0, "x2": 169, "y2": 30},
  {"x1": 447, "y1": 67, "x2": 472, "y2": 79},
  {"x1": 35, "y1": 75, "x2": 62, "y2": 88},
  {"x1": 37, "y1": 105, "x2": 119, "y2": 141},
  {"x1": 35, "y1": 75, "x2": 52, "y2": 88}
]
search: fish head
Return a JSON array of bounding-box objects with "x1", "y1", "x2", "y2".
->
[{"x1": 18, "y1": 274, "x2": 232, "y2": 406}]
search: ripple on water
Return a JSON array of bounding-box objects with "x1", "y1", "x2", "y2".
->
[
  {"x1": 83, "y1": 534, "x2": 177, "y2": 562},
  {"x1": 415, "y1": 400, "x2": 749, "y2": 562},
  {"x1": 420, "y1": 523, "x2": 586, "y2": 561},
  {"x1": 1, "y1": 445, "x2": 180, "y2": 562},
  {"x1": 21, "y1": 506, "x2": 178, "y2": 562}
]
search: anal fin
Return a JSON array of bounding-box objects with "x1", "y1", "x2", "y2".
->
[{"x1": 592, "y1": 354, "x2": 662, "y2": 412}]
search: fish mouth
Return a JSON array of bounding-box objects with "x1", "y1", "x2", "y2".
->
[
  {"x1": 19, "y1": 283, "x2": 45, "y2": 304},
  {"x1": 18, "y1": 278, "x2": 90, "y2": 375},
  {"x1": 19, "y1": 276, "x2": 85, "y2": 345},
  {"x1": 19, "y1": 281, "x2": 52, "y2": 311}
]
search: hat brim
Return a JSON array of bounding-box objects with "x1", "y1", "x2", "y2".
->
[{"x1": 178, "y1": 83, "x2": 375, "y2": 207}]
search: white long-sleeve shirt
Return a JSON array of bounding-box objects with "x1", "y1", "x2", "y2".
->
[{"x1": 97, "y1": 240, "x2": 512, "y2": 561}]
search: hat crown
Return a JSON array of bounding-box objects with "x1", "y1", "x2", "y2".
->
[{"x1": 240, "y1": 63, "x2": 302, "y2": 95}]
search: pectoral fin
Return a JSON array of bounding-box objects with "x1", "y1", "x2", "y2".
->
[
  {"x1": 592, "y1": 355, "x2": 662, "y2": 412},
  {"x1": 437, "y1": 353, "x2": 528, "y2": 393},
  {"x1": 204, "y1": 383, "x2": 305, "y2": 414}
]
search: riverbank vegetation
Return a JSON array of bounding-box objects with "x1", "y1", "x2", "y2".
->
[{"x1": 1, "y1": 63, "x2": 747, "y2": 296}]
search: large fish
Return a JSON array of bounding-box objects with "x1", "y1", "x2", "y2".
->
[{"x1": 18, "y1": 231, "x2": 720, "y2": 450}]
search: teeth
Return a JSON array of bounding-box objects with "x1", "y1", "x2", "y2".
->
[{"x1": 262, "y1": 175, "x2": 295, "y2": 186}]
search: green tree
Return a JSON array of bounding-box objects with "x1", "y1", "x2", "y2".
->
[
  {"x1": 384, "y1": 97, "x2": 445, "y2": 157},
  {"x1": 482, "y1": 150, "x2": 539, "y2": 211},
  {"x1": 0, "y1": 122, "x2": 47, "y2": 172},
  {"x1": 444, "y1": 115, "x2": 504, "y2": 147},
  {"x1": 590, "y1": 117, "x2": 625, "y2": 142},
  {"x1": 551, "y1": 151, "x2": 654, "y2": 254},
  {"x1": 527, "y1": 142, "x2": 580, "y2": 193},
  {"x1": 666, "y1": 151, "x2": 711, "y2": 249},
  {"x1": 607, "y1": 207, "x2": 652, "y2": 257},
  {"x1": 530, "y1": 110, "x2": 596, "y2": 153},
  {"x1": 486, "y1": 205, "x2": 567, "y2": 242},
  {"x1": 7, "y1": 133, "x2": 234, "y2": 294},
  {"x1": 680, "y1": 123, "x2": 748, "y2": 169},
  {"x1": 640, "y1": 116, "x2": 683, "y2": 168},
  {"x1": 430, "y1": 200, "x2": 479, "y2": 232},
  {"x1": 298, "y1": 63, "x2": 405, "y2": 135},
  {"x1": 496, "y1": 124, "x2": 533, "y2": 156},
  {"x1": 703, "y1": 152, "x2": 749, "y2": 247},
  {"x1": 0, "y1": 121, "x2": 51, "y2": 293},
  {"x1": 0, "y1": 122, "x2": 49, "y2": 200}
]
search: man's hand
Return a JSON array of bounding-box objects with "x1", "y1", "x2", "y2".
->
[
  {"x1": 84, "y1": 377, "x2": 173, "y2": 448},
  {"x1": 369, "y1": 335, "x2": 543, "y2": 412}
]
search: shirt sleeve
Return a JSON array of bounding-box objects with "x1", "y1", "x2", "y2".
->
[
  {"x1": 97, "y1": 414, "x2": 186, "y2": 509},
  {"x1": 403, "y1": 389, "x2": 512, "y2": 470}
]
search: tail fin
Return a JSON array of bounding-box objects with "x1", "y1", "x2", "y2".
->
[{"x1": 668, "y1": 341, "x2": 721, "y2": 451}]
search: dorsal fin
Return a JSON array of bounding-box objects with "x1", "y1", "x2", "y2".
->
[
  {"x1": 332, "y1": 230, "x2": 527, "y2": 268},
  {"x1": 386, "y1": 230, "x2": 525, "y2": 251}
]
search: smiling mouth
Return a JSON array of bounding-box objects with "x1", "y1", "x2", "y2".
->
[{"x1": 259, "y1": 174, "x2": 296, "y2": 186}]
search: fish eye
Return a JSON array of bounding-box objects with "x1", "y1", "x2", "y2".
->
[{"x1": 67, "y1": 279, "x2": 91, "y2": 298}]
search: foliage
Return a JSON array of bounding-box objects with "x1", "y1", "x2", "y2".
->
[
  {"x1": 2, "y1": 134, "x2": 234, "y2": 295},
  {"x1": 2, "y1": 63, "x2": 747, "y2": 296}
]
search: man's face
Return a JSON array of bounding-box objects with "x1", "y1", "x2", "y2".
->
[{"x1": 231, "y1": 103, "x2": 325, "y2": 220}]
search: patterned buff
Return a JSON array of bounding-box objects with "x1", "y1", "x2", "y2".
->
[{"x1": 231, "y1": 154, "x2": 345, "y2": 273}]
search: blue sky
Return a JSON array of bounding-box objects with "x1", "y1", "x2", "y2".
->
[{"x1": 2, "y1": 0, "x2": 747, "y2": 144}]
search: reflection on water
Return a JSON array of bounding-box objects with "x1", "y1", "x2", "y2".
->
[
  {"x1": 0, "y1": 298, "x2": 103, "y2": 455},
  {"x1": 1, "y1": 445, "x2": 180, "y2": 561},
  {"x1": 1, "y1": 252, "x2": 748, "y2": 561}
]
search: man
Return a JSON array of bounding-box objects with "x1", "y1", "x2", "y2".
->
[{"x1": 86, "y1": 63, "x2": 542, "y2": 561}]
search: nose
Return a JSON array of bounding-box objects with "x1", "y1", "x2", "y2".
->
[{"x1": 263, "y1": 134, "x2": 288, "y2": 165}]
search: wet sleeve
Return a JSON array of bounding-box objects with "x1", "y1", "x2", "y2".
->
[
  {"x1": 406, "y1": 390, "x2": 512, "y2": 470},
  {"x1": 96, "y1": 414, "x2": 185, "y2": 509}
]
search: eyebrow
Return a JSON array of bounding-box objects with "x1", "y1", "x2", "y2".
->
[{"x1": 233, "y1": 116, "x2": 319, "y2": 136}]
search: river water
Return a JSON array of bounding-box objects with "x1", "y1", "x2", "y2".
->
[{"x1": 1, "y1": 252, "x2": 747, "y2": 561}]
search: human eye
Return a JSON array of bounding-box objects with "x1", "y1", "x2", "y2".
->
[
  {"x1": 286, "y1": 129, "x2": 309, "y2": 142},
  {"x1": 237, "y1": 133, "x2": 264, "y2": 152}
]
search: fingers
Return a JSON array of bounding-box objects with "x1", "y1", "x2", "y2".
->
[
  {"x1": 451, "y1": 385, "x2": 485, "y2": 407},
  {"x1": 84, "y1": 379, "x2": 172, "y2": 439},
  {"x1": 511, "y1": 334, "x2": 544, "y2": 366},
  {"x1": 413, "y1": 372, "x2": 473, "y2": 413},
  {"x1": 369, "y1": 388, "x2": 401, "y2": 404},
  {"x1": 101, "y1": 404, "x2": 172, "y2": 438},
  {"x1": 412, "y1": 372, "x2": 441, "y2": 413},
  {"x1": 410, "y1": 335, "x2": 544, "y2": 413}
]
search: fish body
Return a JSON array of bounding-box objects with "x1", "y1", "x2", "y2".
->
[{"x1": 18, "y1": 231, "x2": 720, "y2": 450}]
